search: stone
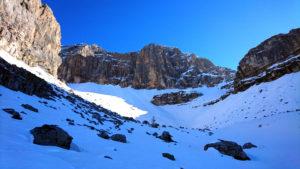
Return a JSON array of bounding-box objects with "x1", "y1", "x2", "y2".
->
[
  {"x1": 58, "y1": 44, "x2": 235, "y2": 89},
  {"x1": 97, "y1": 130, "x2": 110, "y2": 139},
  {"x1": 162, "y1": 153, "x2": 175, "y2": 161},
  {"x1": 159, "y1": 131, "x2": 174, "y2": 143},
  {"x1": 242, "y1": 142, "x2": 257, "y2": 149},
  {"x1": 151, "y1": 91, "x2": 202, "y2": 106},
  {"x1": 111, "y1": 134, "x2": 127, "y2": 143},
  {"x1": 21, "y1": 104, "x2": 38, "y2": 112},
  {"x1": 204, "y1": 139, "x2": 250, "y2": 161},
  {"x1": 2, "y1": 108, "x2": 22, "y2": 120},
  {"x1": 0, "y1": 0, "x2": 61, "y2": 76},
  {"x1": 30, "y1": 124, "x2": 73, "y2": 149}
]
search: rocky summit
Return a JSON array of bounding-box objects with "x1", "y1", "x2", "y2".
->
[
  {"x1": 58, "y1": 44, "x2": 235, "y2": 89},
  {"x1": 234, "y1": 28, "x2": 300, "y2": 92},
  {"x1": 0, "y1": 0, "x2": 61, "y2": 76}
]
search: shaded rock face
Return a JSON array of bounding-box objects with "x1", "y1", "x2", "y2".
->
[
  {"x1": 151, "y1": 91, "x2": 202, "y2": 106},
  {"x1": 0, "y1": 57, "x2": 56, "y2": 99},
  {"x1": 204, "y1": 140, "x2": 250, "y2": 161},
  {"x1": 234, "y1": 28, "x2": 300, "y2": 92},
  {"x1": 58, "y1": 44, "x2": 235, "y2": 89},
  {"x1": 0, "y1": 0, "x2": 61, "y2": 76},
  {"x1": 30, "y1": 125, "x2": 73, "y2": 149}
]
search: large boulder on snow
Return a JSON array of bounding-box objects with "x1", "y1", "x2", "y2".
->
[
  {"x1": 159, "y1": 131, "x2": 174, "y2": 143},
  {"x1": 204, "y1": 139, "x2": 250, "y2": 160},
  {"x1": 111, "y1": 134, "x2": 127, "y2": 143},
  {"x1": 151, "y1": 91, "x2": 202, "y2": 106},
  {"x1": 30, "y1": 124, "x2": 73, "y2": 149}
]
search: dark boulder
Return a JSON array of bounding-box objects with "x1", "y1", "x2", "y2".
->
[
  {"x1": 21, "y1": 104, "x2": 38, "y2": 113},
  {"x1": 30, "y1": 125, "x2": 73, "y2": 149},
  {"x1": 204, "y1": 139, "x2": 250, "y2": 160},
  {"x1": 162, "y1": 153, "x2": 176, "y2": 161},
  {"x1": 111, "y1": 134, "x2": 127, "y2": 143},
  {"x1": 159, "y1": 131, "x2": 174, "y2": 143},
  {"x1": 242, "y1": 142, "x2": 257, "y2": 149},
  {"x1": 2, "y1": 108, "x2": 22, "y2": 120},
  {"x1": 98, "y1": 130, "x2": 110, "y2": 139}
]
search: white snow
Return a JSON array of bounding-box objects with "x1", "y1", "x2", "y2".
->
[{"x1": 1, "y1": 51, "x2": 300, "y2": 169}]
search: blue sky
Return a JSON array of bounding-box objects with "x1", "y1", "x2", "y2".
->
[{"x1": 43, "y1": 0, "x2": 300, "y2": 69}]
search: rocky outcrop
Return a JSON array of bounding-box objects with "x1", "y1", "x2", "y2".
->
[
  {"x1": 31, "y1": 124, "x2": 73, "y2": 149},
  {"x1": 0, "y1": 0, "x2": 61, "y2": 76},
  {"x1": 204, "y1": 139, "x2": 250, "y2": 161},
  {"x1": 0, "y1": 57, "x2": 56, "y2": 99},
  {"x1": 234, "y1": 28, "x2": 300, "y2": 92},
  {"x1": 151, "y1": 91, "x2": 202, "y2": 106},
  {"x1": 58, "y1": 44, "x2": 235, "y2": 89}
]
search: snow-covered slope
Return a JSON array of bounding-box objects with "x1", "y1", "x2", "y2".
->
[
  {"x1": 1, "y1": 50, "x2": 300, "y2": 169},
  {"x1": 70, "y1": 72, "x2": 300, "y2": 129}
]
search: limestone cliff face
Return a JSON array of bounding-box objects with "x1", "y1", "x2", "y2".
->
[
  {"x1": 0, "y1": 0, "x2": 61, "y2": 76},
  {"x1": 234, "y1": 28, "x2": 300, "y2": 92},
  {"x1": 58, "y1": 44, "x2": 235, "y2": 89}
]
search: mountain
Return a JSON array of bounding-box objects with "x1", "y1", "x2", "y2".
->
[
  {"x1": 58, "y1": 44, "x2": 235, "y2": 89},
  {"x1": 1, "y1": 0, "x2": 300, "y2": 169},
  {"x1": 234, "y1": 28, "x2": 300, "y2": 92},
  {"x1": 0, "y1": 0, "x2": 61, "y2": 76}
]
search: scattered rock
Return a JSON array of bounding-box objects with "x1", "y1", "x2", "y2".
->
[
  {"x1": 66, "y1": 118, "x2": 75, "y2": 125},
  {"x1": 30, "y1": 124, "x2": 73, "y2": 149},
  {"x1": 151, "y1": 91, "x2": 202, "y2": 106},
  {"x1": 204, "y1": 139, "x2": 250, "y2": 160},
  {"x1": 159, "y1": 131, "x2": 174, "y2": 143},
  {"x1": 111, "y1": 134, "x2": 127, "y2": 143},
  {"x1": 242, "y1": 142, "x2": 257, "y2": 149},
  {"x1": 98, "y1": 130, "x2": 110, "y2": 139},
  {"x1": 104, "y1": 155, "x2": 113, "y2": 160},
  {"x1": 162, "y1": 153, "x2": 176, "y2": 161},
  {"x1": 21, "y1": 104, "x2": 38, "y2": 112},
  {"x1": 2, "y1": 108, "x2": 22, "y2": 120}
]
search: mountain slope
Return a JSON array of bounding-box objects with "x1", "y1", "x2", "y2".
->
[{"x1": 1, "y1": 50, "x2": 300, "y2": 169}]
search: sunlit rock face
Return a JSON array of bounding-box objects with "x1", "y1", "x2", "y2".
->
[
  {"x1": 234, "y1": 28, "x2": 300, "y2": 92},
  {"x1": 58, "y1": 44, "x2": 235, "y2": 89},
  {"x1": 0, "y1": 0, "x2": 61, "y2": 76}
]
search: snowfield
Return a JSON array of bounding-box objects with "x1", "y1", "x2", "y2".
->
[
  {"x1": 1, "y1": 50, "x2": 300, "y2": 169},
  {"x1": 70, "y1": 72, "x2": 300, "y2": 129}
]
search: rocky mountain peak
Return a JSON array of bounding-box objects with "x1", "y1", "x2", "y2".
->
[
  {"x1": 234, "y1": 28, "x2": 300, "y2": 92},
  {"x1": 58, "y1": 43, "x2": 235, "y2": 89},
  {"x1": 60, "y1": 44, "x2": 106, "y2": 59}
]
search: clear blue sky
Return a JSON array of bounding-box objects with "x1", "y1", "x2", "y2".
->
[{"x1": 43, "y1": 0, "x2": 300, "y2": 69}]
